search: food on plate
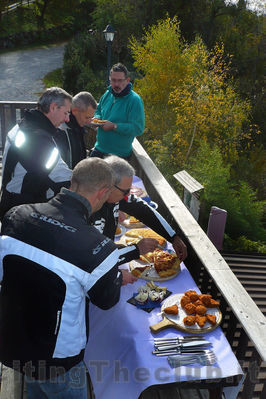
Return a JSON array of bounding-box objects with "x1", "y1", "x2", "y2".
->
[
  {"x1": 195, "y1": 314, "x2": 207, "y2": 328},
  {"x1": 126, "y1": 237, "x2": 142, "y2": 245},
  {"x1": 129, "y1": 216, "x2": 140, "y2": 224},
  {"x1": 184, "y1": 290, "x2": 197, "y2": 299},
  {"x1": 137, "y1": 281, "x2": 168, "y2": 303},
  {"x1": 131, "y1": 264, "x2": 151, "y2": 278},
  {"x1": 195, "y1": 304, "x2": 207, "y2": 315},
  {"x1": 134, "y1": 292, "x2": 148, "y2": 304},
  {"x1": 179, "y1": 291, "x2": 220, "y2": 328},
  {"x1": 115, "y1": 226, "x2": 122, "y2": 235},
  {"x1": 149, "y1": 291, "x2": 161, "y2": 301},
  {"x1": 208, "y1": 298, "x2": 220, "y2": 308},
  {"x1": 184, "y1": 303, "x2": 196, "y2": 315},
  {"x1": 183, "y1": 315, "x2": 196, "y2": 326},
  {"x1": 130, "y1": 186, "x2": 145, "y2": 197},
  {"x1": 190, "y1": 293, "x2": 200, "y2": 302},
  {"x1": 194, "y1": 299, "x2": 203, "y2": 306},
  {"x1": 125, "y1": 228, "x2": 166, "y2": 247},
  {"x1": 206, "y1": 314, "x2": 217, "y2": 325},
  {"x1": 199, "y1": 294, "x2": 212, "y2": 306},
  {"x1": 92, "y1": 118, "x2": 107, "y2": 124},
  {"x1": 139, "y1": 248, "x2": 180, "y2": 278},
  {"x1": 180, "y1": 295, "x2": 191, "y2": 308},
  {"x1": 164, "y1": 304, "x2": 178, "y2": 315}
]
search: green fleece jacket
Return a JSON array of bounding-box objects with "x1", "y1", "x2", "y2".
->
[{"x1": 94, "y1": 84, "x2": 145, "y2": 157}]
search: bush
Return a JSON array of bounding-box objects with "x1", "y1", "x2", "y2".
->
[
  {"x1": 223, "y1": 235, "x2": 266, "y2": 254},
  {"x1": 62, "y1": 31, "x2": 107, "y2": 97},
  {"x1": 188, "y1": 142, "x2": 266, "y2": 242}
]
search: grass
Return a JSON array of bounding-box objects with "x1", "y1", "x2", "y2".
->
[{"x1": 42, "y1": 68, "x2": 63, "y2": 88}]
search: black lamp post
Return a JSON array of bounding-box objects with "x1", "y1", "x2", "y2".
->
[{"x1": 103, "y1": 24, "x2": 115, "y2": 85}]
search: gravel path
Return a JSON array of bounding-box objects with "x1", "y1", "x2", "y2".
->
[{"x1": 0, "y1": 43, "x2": 66, "y2": 101}]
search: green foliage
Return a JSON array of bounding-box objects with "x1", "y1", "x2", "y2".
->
[
  {"x1": 62, "y1": 31, "x2": 107, "y2": 99},
  {"x1": 223, "y1": 234, "x2": 266, "y2": 254},
  {"x1": 188, "y1": 142, "x2": 266, "y2": 242},
  {"x1": 130, "y1": 18, "x2": 255, "y2": 167},
  {"x1": 42, "y1": 68, "x2": 63, "y2": 88}
]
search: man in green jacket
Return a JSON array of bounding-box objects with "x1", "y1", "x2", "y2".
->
[{"x1": 90, "y1": 63, "x2": 145, "y2": 160}]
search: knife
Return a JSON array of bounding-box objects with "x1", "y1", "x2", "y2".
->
[
  {"x1": 153, "y1": 349, "x2": 209, "y2": 356},
  {"x1": 155, "y1": 340, "x2": 212, "y2": 351},
  {"x1": 154, "y1": 335, "x2": 203, "y2": 342}
]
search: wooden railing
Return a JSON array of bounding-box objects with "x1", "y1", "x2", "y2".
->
[
  {"x1": 0, "y1": 101, "x2": 37, "y2": 151},
  {"x1": 0, "y1": 101, "x2": 265, "y2": 398}
]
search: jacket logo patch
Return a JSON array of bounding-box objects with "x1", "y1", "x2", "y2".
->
[
  {"x1": 93, "y1": 237, "x2": 111, "y2": 254},
  {"x1": 31, "y1": 212, "x2": 77, "y2": 232}
]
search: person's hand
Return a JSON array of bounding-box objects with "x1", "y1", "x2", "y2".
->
[
  {"x1": 172, "y1": 235, "x2": 187, "y2": 261},
  {"x1": 137, "y1": 238, "x2": 159, "y2": 255},
  {"x1": 121, "y1": 269, "x2": 138, "y2": 285},
  {"x1": 102, "y1": 121, "x2": 116, "y2": 131}
]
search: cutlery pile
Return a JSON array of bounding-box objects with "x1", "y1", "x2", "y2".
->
[{"x1": 153, "y1": 335, "x2": 217, "y2": 366}]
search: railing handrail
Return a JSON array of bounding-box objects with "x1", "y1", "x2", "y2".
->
[{"x1": 132, "y1": 138, "x2": 266, "y2": 362}]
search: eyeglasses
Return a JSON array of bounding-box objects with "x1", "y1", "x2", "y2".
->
[
  {"x1": 114, "y1": 185, "x2": 131, "y2": 196},
  {"x1": 110, "y1": 78, "x2": 127, "y2": 84}
]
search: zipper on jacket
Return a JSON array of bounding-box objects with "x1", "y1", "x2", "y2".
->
[{"x1": 54, "y1": 310, "x2": 61, "y2": 335}]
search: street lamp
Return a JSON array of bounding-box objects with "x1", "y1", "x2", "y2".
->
[{"x1": 103, "y1": 24, "x2": 115, "y2": 85}]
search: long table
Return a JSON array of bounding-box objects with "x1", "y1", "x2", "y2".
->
[{"x1": 84, "y1": 177, "x2": 243, "y2": 399}]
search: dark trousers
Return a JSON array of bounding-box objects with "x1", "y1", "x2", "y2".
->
[{"x1": 89, "y1": 147, "x2": 132, "y2": 161}]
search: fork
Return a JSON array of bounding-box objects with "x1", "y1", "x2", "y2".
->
[{"x1": 168, "y1": 352, "x2": 217, "y2": 367}]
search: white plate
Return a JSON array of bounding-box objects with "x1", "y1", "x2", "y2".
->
[
  {"x1": 161, "y1": 293, "x2": 222, "y2": 333},
  {"x1": 115, "y1": 224, "x2": 126, "y2": 238}
]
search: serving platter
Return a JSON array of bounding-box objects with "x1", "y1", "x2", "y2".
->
[
  {"x1": 120, "y1": 218, "x2": 146, "y2": 229},
  {"x1": 129, "y1": 249, "x2": 181, "y2": 282},
  {"x1": 115, "y1": 224, "x2": 126, "y2": 238},
  {"x1": 150, "y1": 293, "x2": 222, "y2": 334}
]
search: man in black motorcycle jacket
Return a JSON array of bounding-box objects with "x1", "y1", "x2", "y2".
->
[
  {"x1": 0, "y1": 158, "x2": 159, "y2": 398},
  {"x1": 0, "y1": 87, "x2": 73, "y2": 221},
  {"x1": 90, "y1": 156, "x2": 187, "y2": 264}
]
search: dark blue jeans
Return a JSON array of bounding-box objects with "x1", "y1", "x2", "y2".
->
[{"x1": 25, "y1": 361, "x2": 89, "y2": 399}]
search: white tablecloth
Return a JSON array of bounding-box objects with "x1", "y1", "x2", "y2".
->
[{"x1": 84, "y1": 262, "x2": 243, "y2": 399}]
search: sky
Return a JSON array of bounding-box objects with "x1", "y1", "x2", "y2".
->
[{"x1": 225, "y1": 0, "x2": 266, "y2": 14}]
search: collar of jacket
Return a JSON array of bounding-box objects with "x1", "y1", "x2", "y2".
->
[
  {"x1": 110, "y1": 82, "x2": 132, "y2": 98},
  {"x1": 60, "y1": 187, "x2": 92, "y2": 217},
  {"x1": 20, "y1": 109, "x2": 58, "y2": 136},
  {"x1": 68, "y1": 113, "x2": 84, "y2": 133}
]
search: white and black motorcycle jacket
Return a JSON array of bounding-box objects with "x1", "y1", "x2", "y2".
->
[
  {"x1": 90, "y1": 194, "x2": 182, "y2": 262},
  {"x1": 0, "y1": 188, "x2": 136, "y2": 379},
  {"x1": 0, "y1": 109, "x2": 72, "y2": 220}
]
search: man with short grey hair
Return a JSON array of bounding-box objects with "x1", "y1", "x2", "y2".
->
[
  {"x1": 0, "y1": 87, "x2": 73, "y2": 220},
  {"x1": 90, "y1": 155, "x2": 187, "y2": 262},
  {"x1": 0, "y1": 157, "x2": 136, "y2": 398},
  {"x1": 58, "y1": 91, "x2": 97, "y2": 168}
]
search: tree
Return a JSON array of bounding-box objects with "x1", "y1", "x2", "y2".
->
[{"x1": 130, "y1": 18, "x2": 255, "y2": 169}]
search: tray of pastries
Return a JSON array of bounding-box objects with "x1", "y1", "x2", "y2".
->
[{"x1": 129, "y1": 248, "x2": 181, "y2": 281}]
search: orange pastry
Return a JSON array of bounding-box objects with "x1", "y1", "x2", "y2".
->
[
  {"x1": 184, "y1": 290, "x2": 197, "y2": 299},
  {"x1": 180, "y1": 295, "x2": 191, "y2": 308},
  {"x1": 206, "y1": 314, "x2": 217, "y2": 325},
  {"x1": 199, "y1": 294, "x2": 212, "y2": 306},
  {"x1": 164, "y1": 304, "x2": 178, "y2": 315},
  {"x1": 208, "y1": 298, "x2": 220, "y2": 308},
  {"x1": 195, "y1": 305, "x2": 207, "y2": 315},
  {"x1": 184, "y1": 303, "x2": 196, "y2": 315},
  {"x1": 194, "y1": 299, "x2": 203, "y2": 306},
  {"x1": 190, "y1": 293, "x2": 200, "y2": 302},
  {"x1": 183, "y1": 316, "x2": 196, "y2": 326},
  {"x1": 195, "y1": 314, "x2": 207, "y2": 328}
]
